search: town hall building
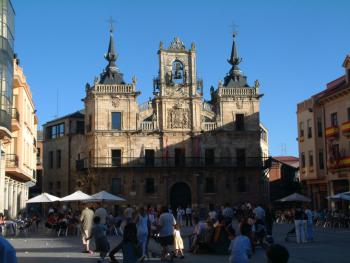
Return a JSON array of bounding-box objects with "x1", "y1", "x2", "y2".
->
[{"x1": 43, "y1": 27, "x2": 269, "y2": 209}]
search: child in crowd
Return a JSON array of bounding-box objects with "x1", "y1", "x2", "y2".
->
[
  {"x1": 109, "y1": 222, "x2": 139, "y2": 263},
  {"x1": 229, "y1": 223, "x2": 252, "y2": 263},
  {"x1": 266, "y1": 244, "x2": 289, "y2": 263},
  {"x1": 86, "y1": 216, "x2": 110, "y2": 263},
  {"x1": 174, "y1": 223, "x2": 184, "y2": 259}
]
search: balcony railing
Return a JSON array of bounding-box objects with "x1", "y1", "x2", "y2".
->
[
  {"x1": 218, "y1": 87, "x2": 257, "y2": 96},
  {"x1": 202, "y1": 122, "x2": 217, "y2": 131},
  {"x1": 341, "y1": 121, "x2": 350, "y2": 135},
  {"x1": 325, "y1": 126, "x2": 339, "y2": 139},
  {"x1": 76, "y1": 156, "x2": 270, "y2": 170},
  {"x1": 329, "y1": 156, "x2": 350, "y2": 169},
  {"x1": 6, "y1": 154, "x2": 19, "y2": 168},
  {"x1": 11, "y1": 108, "x2": 20, "y2": 122},
  {"x1": 94, "y1": 84, "x2": 135, "y2": 94},
  {"x1": 140, "y1": 121, "x2": 154, "y2": 131}
]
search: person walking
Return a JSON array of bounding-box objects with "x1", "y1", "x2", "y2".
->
[
  {"x1": 95, "y1": 203, "x2": 108, "y2": 225},
  {"x1": 176, "y1": 206, "x2": 184, "y2": 226},
  {"x1": 294, "y1": 207, "x2": 306, "y2": 244},
  {"x1": 185, "y1": 205, "x2": 192, "y2": 227},
  {"x1": 80, "y1": 204, "x2": 95, "y2": 253},
  {"x1": 136, "y1": 207, "x2": 149, "y2": 261},
  {"x1": 304, "y1": 206, "x2": 313, "y2": 242},
  {"x1": 174, "y1": 223, "x2": 184, "y2": 259},
  {"x1": 159, "y1": 206, "x2": 176, "y2": 260},
  {"x1": 109, "y1": 222, "x2": 139, "y2": 263}
]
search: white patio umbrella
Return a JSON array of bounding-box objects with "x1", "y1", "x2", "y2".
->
[
  {"x1": 59, "y1": 190, "x2": 92, "y2": 202},
  {"x1": 327, "y1": 191, "x2": 350, "y2": 201},
  {"x1": 26, "y1": 192, "x2": 60, "y2": 203},
  {"x1": 277, "y1": 193, "x2": 311, "y2": 202},
  {"x1": 90, "y1": 191, "x2": 126, "y2": 202}
]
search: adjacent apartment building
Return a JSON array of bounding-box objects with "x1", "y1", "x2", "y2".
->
[
  {"x1": 0, "y1": 0, "x2": 15, "y2": 215},
  {"x1": 2, "y1": 58, "x2": 38, "y2": 218},
  {"x1": 43, "y1": 28, "x2": 270, "y2": 209},
  {"x1": 297, "y1": 54, "x2": 350, "y2": 209}
]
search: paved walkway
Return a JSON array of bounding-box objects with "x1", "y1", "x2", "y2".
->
[{"x1": 5, "y1": 223, "x2": 350, "y2": 263}]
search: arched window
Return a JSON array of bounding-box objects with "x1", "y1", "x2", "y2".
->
[{"x1": 172, "y1": 60, "x2": 185, "y2": 84}]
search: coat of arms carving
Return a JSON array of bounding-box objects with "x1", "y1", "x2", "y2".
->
[
  {"x1": 110, "y1": 94, "x2": 120, "y2": 107},
  {"x1": 167, "y1": 107, "x2": 190, "y2": 129}
]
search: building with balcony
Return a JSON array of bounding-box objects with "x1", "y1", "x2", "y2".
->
[
  {"x1": 29, "y1": 130, "x2": 43, "y2": 198},
  {"x1": 2, "y1": 57, "x2": 38, "y2": 218},
  {"x1": 297, "y1": 54, "x2": 350, "y2": 209},
  {"x1": 0, "y1": 0, "x2": 15, "y2": 215},
  {"x1": 43, "y1": 28, "x2": 269, "y2": 208}
]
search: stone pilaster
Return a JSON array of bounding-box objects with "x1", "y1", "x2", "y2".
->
[
  {"x1": 8, "y1": 180, "x2": 13, "y2": 218},
  {"x1": 12, "y1": 182, "x2": 18, "y2": 218},
  {"x1": 4, "y1": 177, "x2": 9, "y2": 212}
]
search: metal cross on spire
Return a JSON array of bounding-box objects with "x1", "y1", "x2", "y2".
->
[
  {"x1": 107, "y1": 16, "x2": 115, "y2": 33},
  {"x1": 229, "y1": 21, "x2": 239, "y2": 37}
]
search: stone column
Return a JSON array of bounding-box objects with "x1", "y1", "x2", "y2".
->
[
  {"x1": 8, "y1": 180, "x2": 13, "y2": 218},
  {"x1": 12, "y1": 182, "x2": 18, "y2": 218},
  {"x1": 3, "y1": 177, "x2": 9, "y2": 213}
]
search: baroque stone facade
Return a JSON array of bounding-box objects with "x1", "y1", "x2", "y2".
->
[{"x1": 43, "y1": 29, "x2": 269, "y2": 209}]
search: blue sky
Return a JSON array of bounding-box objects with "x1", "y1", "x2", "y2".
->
[{"x1": 13, "y1": 0, "x2": 350, "y2": 156}]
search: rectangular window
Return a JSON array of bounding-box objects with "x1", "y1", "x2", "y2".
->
[
  {"x1": 111, "y1": 149, "x2": 121, "y2": 167},
  {"x1": 145, "y1": 149, "x2": 155, "y2": 167},
  {"x1": 235, "y1": 114, "x2": 245, "y2": 131},
  {"x1": 49, "y1": 151, "x2": 54, "y2": 169},
  {"x1": 56, "y1": 150, "x2": 61, "y2": 168},
  {"x1": 308, "y1": 151, "x2": 313, "y2": 167},
  {"x1": 299, "y1": 122, "x2": 304, "y2": 137},
  {"x1": 331, "y1": 112, "x2": 338, "y2": 127},
  {"x1": 307, "y1": 119, "x2": 312, "y2": 138},
  {"x1": 56, "y1": 181, "x2": 61, "y2": 189},
  {"x1": 49, "y1": 182, "x2": 53, "y2": 190},
  {"x1": 236, "y1": 149, "x2": 246, "y2": 167},
  {"x1": 205, "y1": 149, "x2": 215, "y2": 166},
  {"x1": 36, "y1": 147, "x2": 41, "y2": 164},
  {"x1": 46, "y1": 123, "x2": 65, "y2": 139},
  {"x1": 317, "y1": 118, "x2": 322, "y2": 137},
  {"x1": 332, "y1": 144, "x2": 340, "y2": 159},
  {"x1": 205, "y1": 177, "x2": 215, "y2": 193},
  {"x1": 237, "y1": 177, "x2": 247, "y2": 192},
  {"x1": 112, "y1": 112, "x2": 121, "y2": 130},
  {"x1": 87, "y1": 115, "x2": 92, "y2": 132},
  {"x1": 301, "y1": 152, "x2": 305, "y2": 168},
  {"x1": 319, "y1": 151, "x2": 324, "y2": 170},
  {"x1": 111, "y1": 178, "x2": 122, "y2": 194},
  {"x1": 76, "y1": 121, "x2": 85, "y2": 134},
  {"x1": 174, "y1": 148, "x2": 185, "y2": 166},
  {"x1": 145, "y1": 178, "x2": 155, "y2": 194},
  {"x1": 347, "y1": 107, "x2": 350, "y2": 121}
]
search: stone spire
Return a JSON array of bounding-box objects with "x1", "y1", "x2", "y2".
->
[
  {"x1": 223, "y1": 33, "x2": 249, "y2": 88},
  {"x1": 99, "y1": 22, "x2": 125, "y2": 85}
]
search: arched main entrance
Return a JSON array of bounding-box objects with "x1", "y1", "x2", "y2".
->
[{"x1": 170, "y1": 182, "x2": 192, "y2": 210}]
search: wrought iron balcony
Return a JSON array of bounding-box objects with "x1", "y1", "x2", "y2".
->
[
  {"x1": 6, "y1": 154, "x2": 19, "y2": 168},
  {"x1": 76, "y1": 156, "x2": 270, "y2": 170},
  {"x1": 341, "y1": 121, "x2": 350, "y2": 136}
]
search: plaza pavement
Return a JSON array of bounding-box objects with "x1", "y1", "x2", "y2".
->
[{"x1": 6, "y1": 223, "x2": 350, "y2": 263}]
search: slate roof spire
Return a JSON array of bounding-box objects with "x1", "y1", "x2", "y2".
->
[
  {"x1": 98, "y1": 20, "x2": 125, "y2": 85},
  {"x1": 223, "y1": 33, "x2": 249, "y2": 88}
]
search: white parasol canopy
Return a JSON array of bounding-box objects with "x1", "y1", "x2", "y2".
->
[
  {"x1": 60, "y1": 190, "x2": 92, "y2": 202},
  {"x1": 327, "y1": 191, "x2": 350, "y2": 201},
  {"x1": 26, "y1": 192, "x2": 60, "y2": 203},
  {"x1": 90, "y1": 191, "x2": 126, "y2": 201},
  {"x1": 277, "y1": 193, "x2": 311, "y2": 202}
]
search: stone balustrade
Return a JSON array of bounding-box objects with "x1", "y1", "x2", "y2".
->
[
  {"x1": 139, "y1": 101, "x2": 153, "y2": 112},
  {"x1": 202, "y1": 102, "x2": 214, "y2": 112},
  {"x1": 140, "y1": 121, "x2": 154, "y2": 131},
  {"x1": 94, "y1": 84, "x2": 135, "y2": 93},
  {"x1": 218, "y1": 87, "x2": 257, "y2": 96},
  {"x1": 202, "y1": 122, "x2": 217, "y2": 131}
]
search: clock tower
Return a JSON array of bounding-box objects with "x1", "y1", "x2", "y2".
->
[{"x1": 153, "y1": 37, "x2": 203, "y2": 132}]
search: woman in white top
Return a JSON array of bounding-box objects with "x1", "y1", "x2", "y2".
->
[{"x1": 136, "y1": 207, "x2": 149, "y2": 260}]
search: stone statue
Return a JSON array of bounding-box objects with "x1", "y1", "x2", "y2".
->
[
  {"x1": 132, "y1": 76, "x2": 137, "y2": 85},
  {"x1": 191, "y1": 42, "x2": 196, "y2": 51},
  {"x1": 254, "y1": 79, "x2": 260, "y2": 88},
  {"x1": 169, "y1": 37, "x2": 186, "y2": 50},
  {"x1": 159, "y1": 41, "x2": 164, "y2": 50}
]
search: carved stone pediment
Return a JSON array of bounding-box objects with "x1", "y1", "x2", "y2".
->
[{"x1": 169, "y1": 37, "x2": 186, "y2": 51}]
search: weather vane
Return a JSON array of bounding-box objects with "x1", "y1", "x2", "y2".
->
[
  {"x1": 229, "y1": 21, "x2": 239, "y2": 37},
  {"x1": 107, "y1": 16, "x2": 115, "y2": 33}
]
